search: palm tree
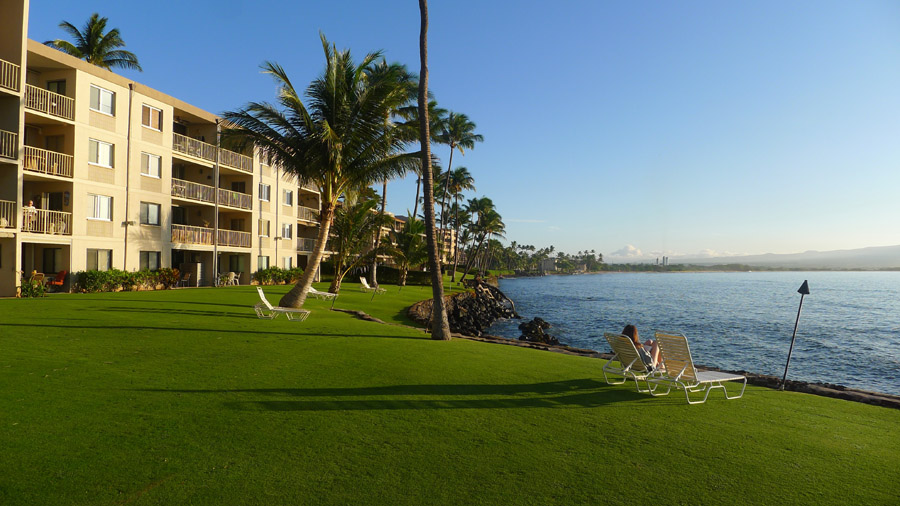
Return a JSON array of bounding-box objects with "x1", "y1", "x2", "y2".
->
[
  {"x1": 418, "y1": 0, "x2": 452, "y2": 340},
  {"x1": 446, "y1": 167, "x2": 475, "y2": 281},
  {"x1": 44, "y1": 13, "x2": 142, "y2": 71},
  {"x1": 459, "y1": 197, "x2": 504, "y2": 282},
  {"x1": 436, "y1": 112, "x2": 482, "y2": 252},
  {"x1": 223, "y1": 35, "x2": 418, "y2": 308},
  {"x1": 329, "y1": 198, "x2": 394, "y2": 293},
  {"x1": 381, "y1": 215, "x2": 428, "y2": 286},
  {"x1": 396, "y1": 100, "x2": 447, "y2": 219}
]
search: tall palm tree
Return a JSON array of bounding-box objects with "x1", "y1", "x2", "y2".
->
[
  {"x1": 223, "y1": 35, "x2": 417, "y2": 307},
  {"x1": 447, "y1": 166, "x2": 475, "y2": 281},
  {"x1": 418, "y1": 0, "x2": 452, "y2": 340},
  {"x1": 436, "y1": 112, "x2": 482, "y2": 252},
  {"x1": 44, "y1": 13, "x2": 142, "y2": 71},
  {"x1": 397, "y1": 100, "x2": 447, "y2": 219}
]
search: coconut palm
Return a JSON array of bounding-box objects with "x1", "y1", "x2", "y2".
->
[
  {"x1": 381, "y1": 215, "x2": 428, "y2": 286},
  {"x1": 44, "y1": 13, "x2": 142, "y2": 71},
  {"x1": 396, "y1": 100, "x2": 447, "y2": 219},
  {"x1": 223, "y1": 35, "x2": 418, "y2": 307},
  {"x1": 417, "y1": 0, "x2": 452, "y2": 339},
  {"x1": 328, "y1": 198, "x2": 394, "y2": 293},
  {"x1": 446, "y1": 167, "x2": 475, "y2": 281},
  {"x1": 436, "y1": 112, "x2": 482, "y2": 251},
  {"x1": 459, "y1": 200, "x2": 504, "y2": 282}
]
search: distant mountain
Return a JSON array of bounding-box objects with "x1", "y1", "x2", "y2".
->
[{"x1": 677, "y1": 245, "x2": 900, "y2": 269}]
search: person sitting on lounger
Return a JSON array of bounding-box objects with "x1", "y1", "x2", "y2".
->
[{"x1": 623, "y1": 324, "x2": 661, "y2": 370}]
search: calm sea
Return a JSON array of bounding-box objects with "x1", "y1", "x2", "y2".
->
[{"x1": 488, "y1": 272, "x2": 900, "y2": 396}]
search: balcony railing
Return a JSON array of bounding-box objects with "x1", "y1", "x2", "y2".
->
[
  {"x1": 219, "y1": 149, "x2": 253, "y2": 173},
  {"x1": 297, "y1": 238, "x2": 317, "y2": 252},
  {"x1": 0, "y1": 58, "x2": 20, "y2": 93},
  {"x1": 298, "y1": 206, "x2": 318, "y2": 222},
  {"x1": 171, "y1": 178, "x2": 215, "y2": 204},
  {"x1": 23, "y1": 146, "x2": 74, "y2": 178},
  {"x1": 217, "y1": 188, "x2": 252, "y2": 210},
  {"x1": 217, "y1": 229, "x2": 251, "y2": 248},
  {"x1": 0, "y1": 129, "x2": 16, "y2": 159},
  {"x1": 301, "y1": 181, "x2": 319, "y2": 192},
  {"x1": 172, "y1": 133, "x2": 253, "y2": 173},
  {"x1": 22, "y1": 208, "x2": 72, "y2": 235},
  {"x1": 171, "y1": 224, "x2": 214, "y2": 246},
  {"x1": 0, "y1": 200, "x2": 15, "y2": 228},
  {"x1": 25, "y1": 84, "x2": 74, "y2": 120}
]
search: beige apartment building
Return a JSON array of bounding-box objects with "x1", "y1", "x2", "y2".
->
[{"x1": 0, "y1": 0, "x2": 325, "y2": 296}]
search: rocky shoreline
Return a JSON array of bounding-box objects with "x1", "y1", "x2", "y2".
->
[{"x1": 406, "y1": 282, "x2": 900, "y2": 410}]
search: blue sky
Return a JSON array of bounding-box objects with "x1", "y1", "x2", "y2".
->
[{"x1": 28, "y1": 1, "x2": 900, "y2": 261}]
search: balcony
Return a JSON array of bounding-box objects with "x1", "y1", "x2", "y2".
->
[
  {"x1": 301, "y1": 181, "x2": 319, "y2": 192},
  {"x1": 171, "y1": 178, "x2": 215, "y2": 204},
  {"x1": 172, "y1": 133, "x2": 253, "y2": 173},
  {"x1": 171, "y1": 224, "x2": 214, "y2": 246},
  {"x1": 23, "y1": 146, "x2": 74, "y2": 178},
  {"x1": 298, "y1": 206, "x2": 318, "y2": 223},
  {"x1": 25, "y1": 84, "x2": 74, "y2": 121},
  {"x1": 217, "y1": 229, "x2": 251, "y2": 248},
  {"x1": 218, "y1": 188, "x2": 252, "y2": 210},
  {"x1": 0, "y1": 200, "x2": 15, "y2": 228},
  {"x1": 0, "y1": 58, "x2": 20, "y2": 93},
  {"x1": 22, "y1": 208, "x2": 72, "y2": 235},
  {"x1": 297, "y1": 238, "x2": 317, "y2": 252},
  {"x1": 0, "y1": 129, "x2": 16, "y2": 160}
]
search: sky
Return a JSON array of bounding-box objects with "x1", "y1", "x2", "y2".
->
[{"x1": 27, "y1": 0, "x2": 900, "y2": 262}]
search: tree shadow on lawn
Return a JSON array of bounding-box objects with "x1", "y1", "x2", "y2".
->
[
  {"x1": 103, "y1": 306, "x2": 258, "y2": 319},
  {"x1": 0, "y1": 322, "x2": 429, "y2": 340},
  {"x1": 134, "y1": 379, "x2": 649, "y2": 411}
]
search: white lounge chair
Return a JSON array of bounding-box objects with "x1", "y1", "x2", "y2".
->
[
  {"x1": 648, "y1": 331, "x2": 747, "y2": 404},
  {"x1": 254, "y1": 287, "x2": 311, "y2": 321},
  {"x1": 602, "y1": 333, "x2": 660, "y2": 393},
  {"x1": 309, "y1": 286, "x2": 338, "y2": 301},
  {"x1": 359, "y1": 277, "x2": 386, "y2": 294}
]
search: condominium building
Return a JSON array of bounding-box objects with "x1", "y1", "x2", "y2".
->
[{"x1": 0, "y1": 0, "x2": 323, "y2": 296}]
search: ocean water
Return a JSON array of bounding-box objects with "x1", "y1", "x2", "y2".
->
[{"x1": 487, "y1": 272, "x2": 900, "y2": 396}]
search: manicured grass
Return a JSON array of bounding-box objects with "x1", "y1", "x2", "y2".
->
[{"x1": 1, "y1": 283, "x2": 898, "y2": 505}]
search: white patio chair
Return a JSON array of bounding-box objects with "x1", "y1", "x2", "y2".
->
[
  {"x1": 359, "y1": 276, "x2": 386, "y2": 294},
  {"x1": 648, "y1": 331, "x2": 747, "y2": 404},
  {"x1": 602, "y1": 333, "x2": 661, "y2": 393},
  {"x1": 254, "y1": 287, "x2": 311, "y2": 321}
]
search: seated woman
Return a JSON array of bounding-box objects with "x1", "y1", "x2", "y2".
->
[{"x1": 622, "y1": 324, "x2": 661, "y2": 370}]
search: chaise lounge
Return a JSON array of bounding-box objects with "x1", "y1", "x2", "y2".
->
[
  {"x1": 648, "y1": 331, "x2": 746, "y2": 404},
  {"x1": 602, "y1": 332, "x2": 660, "y2": 393},
  {"x1": 254, "y1": 287, "x2": 311, "y2": 321}
]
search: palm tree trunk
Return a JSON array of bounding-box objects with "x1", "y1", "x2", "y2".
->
[
  {"x1": 412, "y1": 175, "x2": 421, "y2": 220},
  {"x1": 418, "y1": 0, "x2": 451, "y2": 340},
  {"x1": 279, "y1": 202, "x2": 335, "y2": 308},
  {"x1": 438, "y1": 150, "x2": 454, "y2": 259},
  {"x1": 450, "y1": 194, "x2": 461, "y2": 282},
  {"x1": 459, "y1": 233, "x2": 487, "y2": 283},
  {"x1": 370, "y1": 179, "x2": 387, "y2": 286}
]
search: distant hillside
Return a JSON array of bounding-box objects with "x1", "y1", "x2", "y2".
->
[{"x1": 678, "y1": 245, "x2": 900, "y2": 269}]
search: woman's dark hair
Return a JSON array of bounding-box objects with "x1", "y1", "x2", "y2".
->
[{"x1": 622, "y1": 324, "x2": 642, "y2": 348}]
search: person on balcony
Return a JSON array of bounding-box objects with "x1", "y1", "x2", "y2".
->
[{"x1": 23, "y1": 200, "x2": 37, "y2": 232}]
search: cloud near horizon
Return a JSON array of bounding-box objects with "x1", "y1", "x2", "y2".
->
[{"x1": 606, "y1": 245, "x2": 745, "y2": 262}]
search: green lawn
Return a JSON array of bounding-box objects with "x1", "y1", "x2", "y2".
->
[{"x1": 1, "y1": 284, "x2": 898, "y2": 505}]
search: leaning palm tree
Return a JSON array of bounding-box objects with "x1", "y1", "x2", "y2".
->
[
  {"x1": 418, "y1": 0, "x2": 452, "y2": 339},
  {"x1": 329, "y1": 198, "x2": 394, "y2": 293},
  {"x1": 223, "y1": 35, "x2": 418, "y2": 308},
  {"x1": 44, "y1": 13, "x2": 142, "y2": 71},
  {"x1": 447, "y1": 166, "x2": 475, "y2": 281},
  {"x1": 436, "y1": 112, "x2": 482, "y2": 251},
  {"x1": 381, "y1": 215, "x2": 428, "y2": 286}
]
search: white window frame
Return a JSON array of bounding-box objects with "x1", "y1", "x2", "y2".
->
[
  {"x1": 259, "y1": 183, "x2": 271, "y2": 202},
  {"x1": 86, "y1": 249, "x2": 112, "y2": 271},
  {"x1": 284, "y1": 256, "x2": 293, "y2": 269},
  {"x1": 283, "y1": 189, "x2": 293, "y2": 206},
  {"x1": 281, "y1": 223, "x2": 292, "y2": 239},
  {"x1": 88, "y1": 194, "x2": 112, "y2": 221},
  {"x1": 140, "y1": 152, "x2": 161, "y2": 178},
  {"x1": 89, "y1": 85, "x2": 115, "y2": 116},
  {"x1": 140, "y1": 202, "x2": 161, "y2": 226},
  {"x1": 258, "y1": 256, "x2": 269, "y2": 270},
  {"x1": 89, "y1": 138, "x2": 115, "y2": 168},
  {"x1": 258, "y1": 219, "x2": 270, "y2": 237},
  {"x1": 141, "y1": 104, "x2": 162, "y2": 131},
  {"x1": 140, "y1": 251, "x2": 161, "y2": 271}
]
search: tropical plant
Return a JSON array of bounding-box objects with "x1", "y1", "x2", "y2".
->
[
  {"x1": 44, "y1": 13, "x2": 142, "y2": 71},
  {"x1": 397, "y1": 99, "x2": 447, "y2": 219},
  {"x1": 446, "y1": 167, "x2": 475, "y2": 281},
  {"x1": 381, "y1": 215, "x2": 428, "y2": 286},
  {"x1": 223, "y1": 35, "x2": 418, "y2": 307},
  {"x1": 435, "y1": 112, "x2": 482, "y2": 252},
  {"x1": 329, "y1": 198, "x2": 394, "y2": 293},
  {"x1": 417, "y1": 0, "x2": 452, "y2": 339},
  {"x1": 459, "y1": 198, "x2": 504, "y2": 282}
]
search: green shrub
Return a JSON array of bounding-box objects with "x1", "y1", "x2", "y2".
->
[
  {"x1": 73, "y1": 268, "x2": 179, "y2": 292},
  {"x1": 253, "y1": 267, "x2": 304, "y2": 285},
  {"x1": 19, "y1": 275, "x2": 47, "y2": 298},
  {"x1": 157, "y1": 268, "x2": 180, "y2": 289}
]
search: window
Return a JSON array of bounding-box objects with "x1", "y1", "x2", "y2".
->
[
  {"x1": 283, "y1": 190, "x2": 293, "y2": 206},
  {"x1": 229, "y1": 255, "x2": 245, "y2": 273},
  {"x1": 89, "y1": 85, "x2": 115, "y2": 115},
  {"x1": 258, "y1": 219, "x2": 270, "y2": 237},
  {"x1": 284, "y1": 257, "x2": 293, "y2": 269},
  {"x1": 140, "y1": 202, "x2": 161, "y2": 226},
  {"x1": 47, "y1": 80, "x2": 66, "y2": 95},
  {"x1": 258, "y1": 256, "x2": 269, "y2": 270},
  {"x1": 141, "y1": 152, "x2": 161, "y2": 178},
  {"x1": 259, "y1": 183, "x2": 271, "y2": 201},
  {"x1": 88, "y1": 194, "x2": 112, "y2": 221},
  {"x1": 89, "y1": 138, "x2": 114, "y2": 168},
  {"x1": 141, "y1": 104, "x2": 162, "y2": 130},
  {"x1": 140, "y1": 251, "x2": 161, "y2": 271},
  {"x1": 86, "y1": 249, "x2": 112, "y2": 271},
  {"x1": 281, "y1": 223, "x2": 292, "y2": 239}
]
